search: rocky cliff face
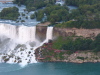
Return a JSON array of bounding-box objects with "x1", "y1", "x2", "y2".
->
[
  {"x1": 36, "y1": 26, "x2": 47, "y2": 42},
  {"x1": 36, "y1": 26, "x2": 100, "y2": 40},
  {"x1": 54, "y1": 27, "x2": 100, "y2": 38}
]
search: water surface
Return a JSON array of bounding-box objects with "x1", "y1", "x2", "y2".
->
[{"x1": 0, "y1": 62, "x2": 100, "y2": 75}]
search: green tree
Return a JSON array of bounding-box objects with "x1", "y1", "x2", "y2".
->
[{"x1": 0, "y1": 7, "x2": 19, "y2": 21}]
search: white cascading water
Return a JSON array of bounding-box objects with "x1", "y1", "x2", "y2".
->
[
  {"x1": 18, "y1": 26, "x2": 36, "y2": 43},
  {"x1": 0, "y1": 23, "x2": 17, "y2": 39},
  {"x1": 0, "y1": 23, "x2": 53, "y2": 66},
  {"x1": 46, "y1": 26, "x2": 53, "y2": 42},
  {"x1": 0, "y1": 23, "x2": 36, "y2": 43}
]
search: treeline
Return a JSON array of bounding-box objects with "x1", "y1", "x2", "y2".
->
[
  {"x1": 33, "y1": 0, "x2": 99, "y2": 28},
  {"x1": 65, "y1": 0, "x2": 99, "y2": 6},
  {"x1": 55, "y1": 0, "x2": 100, "y2": 28},
  {"x1": 56, "y1": 21, "x2": 100, "y2": 29},
  {"x1": 13, "y1": 0, "x2": 56, "y2": 11},
  {"x1": 35, "y1": 5, "x2": 69, "y2": 23},
  {"x1": 69, "y1": 3, "x2": 100, "y2": 21},
  {"x1": 13, "y1": 0, "x2": 100, "y2": 29},
  {"x1": 0, "y1": 7, "x2": 19, "y2": 21},
  {"x1": 53, "y1": 34, "x2": 100, "y2": 52}
]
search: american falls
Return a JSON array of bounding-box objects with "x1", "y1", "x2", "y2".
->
[{"x1": 0, "y1": 23, "x2": 53, "y2": 66}]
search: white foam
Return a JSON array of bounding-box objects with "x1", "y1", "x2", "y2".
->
[
  {"x1": 46, "y1": 27, "x2": 53, "y2": 42},
  {"x1": 0, "y1": 23, "x2": 53, "y2": 67}
]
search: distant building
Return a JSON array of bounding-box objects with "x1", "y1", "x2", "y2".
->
[{"x1": 55, "y1": 0, "x2": 65, "y2": 6}]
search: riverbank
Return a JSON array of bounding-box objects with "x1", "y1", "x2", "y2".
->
[{"x1": 35, "y1": 43, "x2": 100, "y2": 63}]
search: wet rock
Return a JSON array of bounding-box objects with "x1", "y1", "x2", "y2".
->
[
  {"x1": 29, "y1": 51, "x2": 31, "y2": 54},
  {"x1": 4, "y1": 58, "x2": 9, "y2": 62}
]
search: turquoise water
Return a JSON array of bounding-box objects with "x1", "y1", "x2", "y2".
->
[{"x1": 0, "y1": 62, "x2": 100, "y2": 75}]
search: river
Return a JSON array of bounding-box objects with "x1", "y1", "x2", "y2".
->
[
  {"x1": 0, "y1": 3, "x2": 40, "y2": 26},
  {"x1": 0, "y1": 62, "x2": 100, "y2": 75}
]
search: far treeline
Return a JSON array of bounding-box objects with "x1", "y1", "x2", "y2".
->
[
  {"x1": 13, "y1": 0, "x2": 56, "y2": 11},
  {"x1": 14, "y1": 0, "x2": 100, "y2": 29},
  {"x1": 53, "y1": 34, "x2": 100, "y2": 52},
  {"x1": 56, "y1": 0, "x2": 100, "y2": 29}
]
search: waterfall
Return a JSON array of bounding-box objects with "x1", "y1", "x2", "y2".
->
[
  {"x1": 0, "y1": 23, "x2": 54, "y2": 66},
  {"x1": 33, "y1": 27, "x2": 53, "y2": 51},
  {"x1": 18, "y1": 26, "x2": 36, "y2": 43},
  {"x1": 0, "y1": 23, "x2": 37, "y2": 66},
  {"x1": 45, "y1": 26, "x2": 53, "y2": 43},
  {"x1": 0, "y1": 24, "x2": 53, "y2": 43},
  {"x1": 0, "y1": 23, "x2": 36, "y2": 43},
  {"x1": 0, "y1": 23, "x2": 17, "y2": 39}
]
